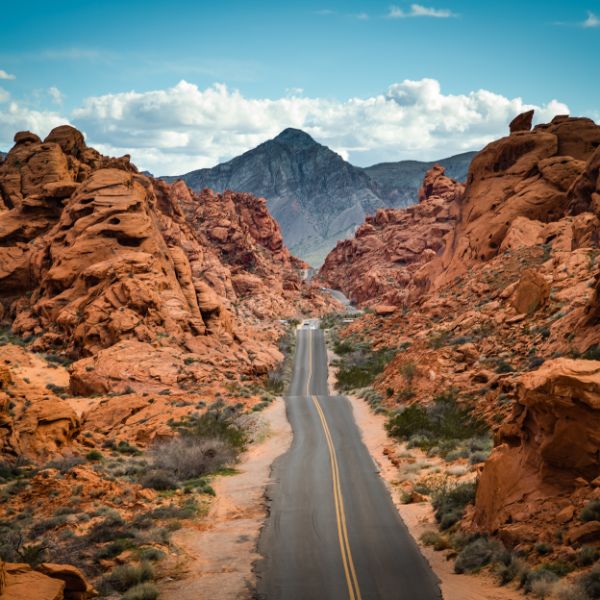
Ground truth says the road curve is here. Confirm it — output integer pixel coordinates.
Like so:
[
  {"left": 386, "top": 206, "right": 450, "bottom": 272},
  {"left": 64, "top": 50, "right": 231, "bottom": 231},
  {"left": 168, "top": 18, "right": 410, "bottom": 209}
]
[{"left": 255, "top": 325, "right": 441, "bottom": 600}]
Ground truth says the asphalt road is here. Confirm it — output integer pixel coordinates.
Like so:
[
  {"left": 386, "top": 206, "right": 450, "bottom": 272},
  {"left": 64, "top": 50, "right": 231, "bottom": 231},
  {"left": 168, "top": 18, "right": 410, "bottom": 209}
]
[{"left": 255, "top": 324, "right": 441, "bottom": 600}]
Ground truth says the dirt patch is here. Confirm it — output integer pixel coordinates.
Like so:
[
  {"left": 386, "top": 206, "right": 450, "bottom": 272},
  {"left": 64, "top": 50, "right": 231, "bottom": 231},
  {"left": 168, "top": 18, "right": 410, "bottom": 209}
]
[
  {"left": 159, "top": 398, "right": 292, "bottom": 600},
  {"left": 327, "top": 349, "right": 524, "bottom": 600}
]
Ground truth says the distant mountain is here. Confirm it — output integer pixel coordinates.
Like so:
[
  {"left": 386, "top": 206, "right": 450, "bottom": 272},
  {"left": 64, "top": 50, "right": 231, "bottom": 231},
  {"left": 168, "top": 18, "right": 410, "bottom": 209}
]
[
  {"left": 164, "top": 129, "right": 475, "bottom": 266},
  {"left": 364, "top": 151, "right": 476, "bottom": 206},
  {"left": 0, "top": 151, "right": 6, "bottom": 161}
]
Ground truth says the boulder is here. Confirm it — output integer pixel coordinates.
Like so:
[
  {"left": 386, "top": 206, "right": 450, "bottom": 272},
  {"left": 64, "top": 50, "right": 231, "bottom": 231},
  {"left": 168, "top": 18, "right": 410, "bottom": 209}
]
[
  {"left": 509, "top": 110, "right": 534, "bottom": 134},
  {"left": 473, "top": 359, "right": 600, "bottom": 536},
  {"left": 509, "top": 269, "right": 550, "bottom": 314}
]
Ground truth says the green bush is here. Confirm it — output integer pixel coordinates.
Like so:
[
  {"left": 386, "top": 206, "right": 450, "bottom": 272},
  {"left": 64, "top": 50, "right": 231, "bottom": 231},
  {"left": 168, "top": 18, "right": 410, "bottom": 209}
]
[
  {"left": 432, "top": 482, "right": 477, "bottom": 530},
  {"left": 123, "top": 583, "right": 159, "bottom": 600},
  {"left": 335, "top": 346, "right": 396, "bottom": 391},
  {"left": 580, "top": 500, "right": 600, "bottom": 522},
  {"left": 579, "top": 562, "right": 600, "bottom": 599},
  {"left": 454, "top": 537, "right": 499, "bottom": 573},
  {"left": 386, "top": 389, "right": 488, "bottom": 456},
  {"left": 520, "top": 567, "right": 559, "bottom": 595},
  {"left": 103, "top": 562, "right": 154, "bottom": 593}
]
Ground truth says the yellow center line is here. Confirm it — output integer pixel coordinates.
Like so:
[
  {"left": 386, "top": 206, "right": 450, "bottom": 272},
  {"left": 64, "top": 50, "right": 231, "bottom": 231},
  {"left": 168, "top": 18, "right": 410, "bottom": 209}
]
[{"left": 305, "top": 329, "right": 362, "bottom": 600}]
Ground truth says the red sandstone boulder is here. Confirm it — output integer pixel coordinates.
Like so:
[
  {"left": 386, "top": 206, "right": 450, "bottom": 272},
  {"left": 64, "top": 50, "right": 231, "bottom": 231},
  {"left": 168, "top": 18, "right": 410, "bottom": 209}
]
[
  {"left": 509, "top": 110, "right": 534, "bottom": 133},
  {"left": 473, "top": 358, "right": 600, "bottom": 538}
]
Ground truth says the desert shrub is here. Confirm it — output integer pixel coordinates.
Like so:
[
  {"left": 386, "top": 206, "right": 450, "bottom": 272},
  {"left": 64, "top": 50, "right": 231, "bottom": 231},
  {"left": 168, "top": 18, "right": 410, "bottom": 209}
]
[
  {"left": 103, "top": 562, "right": 154, "bottom": 593},
  {"left": 94, "top": 539, "right": 136, "bottom": 560},
  {"left": 386, "top": 389, "right": 488, "bottom": 456},
  {"left": 183, "top": 409, "right": 247, "bottom": 451},
  {"left": 454, "top": 537, "right": 499, "bottom": 573},
  {"left": 400, "top": 361, "right": 417, "bottom": 384},
  {"left": 580, "top": 500, "right": 600, "bottom": 522},
  {"left": 123, "top": 583, "right": 159, "bottom": 600},
  {"left": 335, "top": 346, "right": 396, "bottom": 391},
  {"left": 520, "top": 567, "right": 559, "bottom": 594},
  {"left": 583, "top": 345, "right": 600, "bottom": 361},
  {"left": 494, "top": 554, "right": 525, "bottom": 586},
  {"left": 579, "top": 563, "right": 600, "bottom": 599},
  {"left": 535, "top": 542, "right": 552, "bottom": 556},
  {"left": 139, "top": 470, "right": 178, "bottom": 491},
  {"left": 149, "top": 500, "right": 198, "bottom": 521},
  {"left": 432, "top": 481, "right": 477, "bottom": 530},
  {"left": 495, "top": 359, "right": 515, "bottom": 373},
  {"left": 28, "top": 515, "right": 67, "bottom": 538},
  {"left": 553, "top": 580, "right": 589, "bottom": 600},
  {"left": 87, "top": 513, "right": 135, "bottom": 544},
  {"left": 577, "top": 546, "right": 600, "bottom": 567},
  {"left": 428, "top": 330, "right": 452, "bottom": 349},
  {"left": 45, "top": 455, "right": 86, "bottom": 473},
  {"left": 86, "top": 450, "right": 103, "bottom": 461},
  {"left": 150, "top": 437, "right": 236, "bottom": 481},
  {"left": 0, "top": 459, "right": 26, "bottom": 481},
  {"left": 420, "top": 531, "right": 450, "bottom": 551},
  {"left": 333, "top": 339, "right": 354, "bottom": 355},
  {"left": 139, "top": 547, "right": 165, "bottom": 562}
]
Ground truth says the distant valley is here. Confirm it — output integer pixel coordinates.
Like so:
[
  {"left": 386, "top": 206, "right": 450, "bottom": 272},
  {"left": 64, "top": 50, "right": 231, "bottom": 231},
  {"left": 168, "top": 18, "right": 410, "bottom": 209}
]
[{"left": 163, "top": 129, "right": 476, "bottom": 266}]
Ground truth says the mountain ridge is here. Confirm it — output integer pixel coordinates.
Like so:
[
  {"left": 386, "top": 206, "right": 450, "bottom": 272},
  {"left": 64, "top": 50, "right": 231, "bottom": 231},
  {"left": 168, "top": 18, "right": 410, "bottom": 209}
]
[{"left": 162, "top": 129, "right": 475, "bottom": 265}]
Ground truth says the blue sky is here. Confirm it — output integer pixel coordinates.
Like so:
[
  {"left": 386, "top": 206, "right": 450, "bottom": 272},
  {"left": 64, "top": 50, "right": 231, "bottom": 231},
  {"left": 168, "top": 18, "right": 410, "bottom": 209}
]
[{"left": 1, "top": 0, "right": 599, "bottom": 173}]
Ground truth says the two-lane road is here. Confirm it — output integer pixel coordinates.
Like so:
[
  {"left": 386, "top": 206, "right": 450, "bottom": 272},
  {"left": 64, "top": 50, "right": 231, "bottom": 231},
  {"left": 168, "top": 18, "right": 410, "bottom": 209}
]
[{"left": 255, "top": 325, "right": 441, "bottom": 599}]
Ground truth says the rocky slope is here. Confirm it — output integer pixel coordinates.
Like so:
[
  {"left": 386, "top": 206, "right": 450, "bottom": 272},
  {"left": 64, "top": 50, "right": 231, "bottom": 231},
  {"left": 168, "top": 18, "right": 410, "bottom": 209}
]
[
  {"left": 165, "top": 128, "right": 475, "bottom": 266},
  {"left": 319, "top": 164, "right": 464, "bottom": 307},
  {"left": 327, "top": 113, "right": 600, "bottom": 578},
  {"left": 0, "top": 125, "right": 338, "bottom": 443}
]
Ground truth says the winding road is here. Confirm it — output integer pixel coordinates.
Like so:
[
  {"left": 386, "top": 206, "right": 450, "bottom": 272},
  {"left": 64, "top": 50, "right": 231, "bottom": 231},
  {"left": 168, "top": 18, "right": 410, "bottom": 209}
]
[{"left": 255, "top": 321, "right": 441, "bottom": 600}]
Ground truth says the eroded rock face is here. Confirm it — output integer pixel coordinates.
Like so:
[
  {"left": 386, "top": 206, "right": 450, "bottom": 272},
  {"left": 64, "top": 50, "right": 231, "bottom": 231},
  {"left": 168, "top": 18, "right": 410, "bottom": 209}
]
[
  {"left": 0, "top": 561, "right": 95, "bottom": 600},
  {"left": 318, "top": 164, "right": 464, "bottom": 306},
  {"left": 0, "top": 125, "right": 338, "bottom": 453},
  {"left": 473, "top": 359, "right": 600, "bottom": 544},
  {"left": 438, "top": 115, "right": 600, "bottom": 284},
  {"left": 0, "top": 345, "right": 79, "bottom": 459}
]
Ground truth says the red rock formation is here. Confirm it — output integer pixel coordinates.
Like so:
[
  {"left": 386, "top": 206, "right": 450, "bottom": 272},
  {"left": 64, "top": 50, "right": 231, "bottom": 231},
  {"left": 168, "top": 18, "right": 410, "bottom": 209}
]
[
  {"left": 438, "top": 115, "right": 600, "bottom": 285},
  {"left": 0, "top": 125, "right": 338, "bottom": 451},
  {"left": 472, "top": 359, "right": 600, "bottom": 545},
  {"left": 318, "top": 164, "right": 464, "bottom": 306},
  {"left": 509, "top": 109, "right": 534, "bottom": 133}
]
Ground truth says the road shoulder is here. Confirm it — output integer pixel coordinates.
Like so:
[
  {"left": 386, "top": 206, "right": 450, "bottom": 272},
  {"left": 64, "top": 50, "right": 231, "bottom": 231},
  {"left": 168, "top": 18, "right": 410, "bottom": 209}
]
[{"left": 159, "top": 398, "right": 292, "bottom": 600}]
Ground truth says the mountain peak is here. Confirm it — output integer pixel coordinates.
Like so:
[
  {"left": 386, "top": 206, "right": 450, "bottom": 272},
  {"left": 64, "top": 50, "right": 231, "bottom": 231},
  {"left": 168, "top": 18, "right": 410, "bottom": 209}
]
[{"left": 273, "top": 128, "right": 317, "bottom": 149}]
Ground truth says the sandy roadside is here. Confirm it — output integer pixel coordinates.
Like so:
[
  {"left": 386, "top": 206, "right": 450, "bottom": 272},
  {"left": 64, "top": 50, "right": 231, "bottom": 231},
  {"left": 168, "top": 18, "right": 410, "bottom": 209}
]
[
  {"left": 159, "top": 398, "right": 292, "bottom": 600},
  {"left": 326, "top": 347, "right": 524, "bottom": 600}
]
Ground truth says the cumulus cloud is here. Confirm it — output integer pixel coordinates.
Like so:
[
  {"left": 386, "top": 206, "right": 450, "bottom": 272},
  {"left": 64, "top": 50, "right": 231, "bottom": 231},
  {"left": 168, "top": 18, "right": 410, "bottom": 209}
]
[
  {"left": 0, "top": 101, "right": 69, "bottom": 150},
  {"left": 69, "top": 78, "right": 568, "bottom": 175},
  {"left": 583, "top": 11, "right": 600, "bottom": 27},
  {"left": 0, "top": 70, "right": 16, "bottom": 80},
  {"left": 388, "top": 4, "right": 457, "bottom": 18}
]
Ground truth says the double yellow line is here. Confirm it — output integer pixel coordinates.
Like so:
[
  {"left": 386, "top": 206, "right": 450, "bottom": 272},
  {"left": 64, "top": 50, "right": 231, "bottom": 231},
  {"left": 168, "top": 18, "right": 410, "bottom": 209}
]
[{"left": 305, "top": 329, "right": 362, "bottom": 600}]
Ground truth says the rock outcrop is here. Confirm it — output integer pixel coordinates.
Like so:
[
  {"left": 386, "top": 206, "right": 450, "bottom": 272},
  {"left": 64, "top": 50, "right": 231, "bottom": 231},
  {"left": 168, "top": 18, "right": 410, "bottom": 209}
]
[
  {"left": 0, "top": 125, "right": 336, "bottom": 448},
  {"left": 438, "top": 114, "right": 600, "bottom": 285},
  {"left": 318, "top": 164, "right": 464, "bottom": 306},
  {"left": 472, "top": 359, "right": 600, "bottom": 546},
  {"left": 0, "top": 561, "right": 95, "bottom": 600}
]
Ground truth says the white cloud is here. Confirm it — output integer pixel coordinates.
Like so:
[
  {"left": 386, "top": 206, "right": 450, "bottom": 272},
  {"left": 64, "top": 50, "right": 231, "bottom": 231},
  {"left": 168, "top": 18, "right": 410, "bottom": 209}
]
[
  {"left": 0, "top": 88, "right": 9, "bottom": 103},
  {"left": 388, "top": 4, "right": 457, "bottom": 18},
  {"left": 583, "top": 11, "right": 600, "bottom": 27},
  {"left": 0, "top": 70, "right": 16, "bottom": 80},
  {"left": 69, "top": 78, "right": 568, "bottom": 175},
  {"left": 48, "top": 86, "right": 64, "bottom": 105},
  {"left": 354, "top": 12, "right": 369, "bottom": 20},
  {"left": 285, "top": 87, "right": 304, "bottom": 97},
  {"left": 0, "top": 101, "right": 69, "bottom": 150}
]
